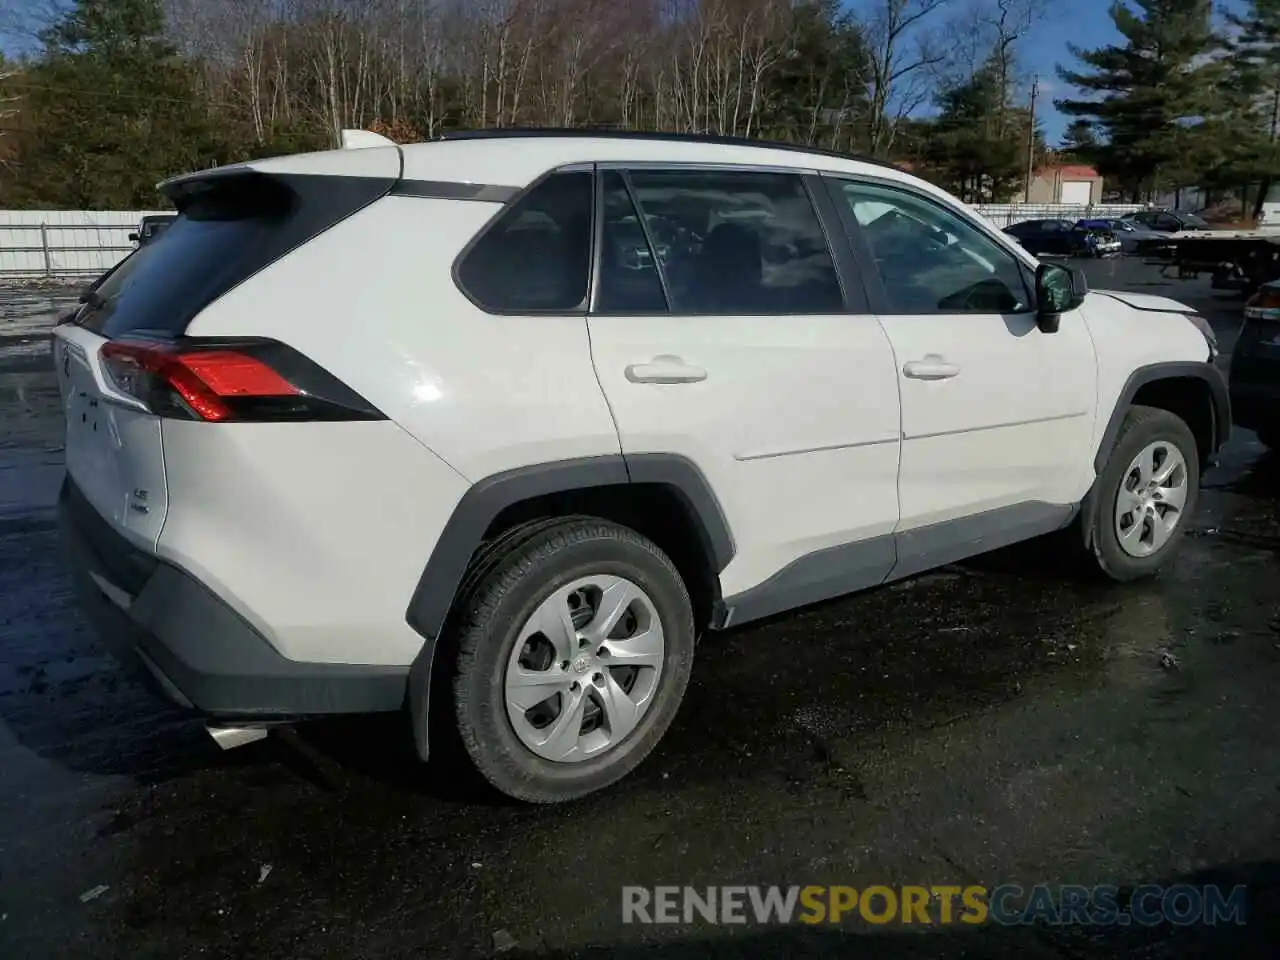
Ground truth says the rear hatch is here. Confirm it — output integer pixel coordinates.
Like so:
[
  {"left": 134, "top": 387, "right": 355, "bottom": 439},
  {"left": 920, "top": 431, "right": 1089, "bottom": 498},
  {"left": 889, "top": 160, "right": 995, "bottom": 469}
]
[
  {"left": 1236, "top": 283, "right": 1280, "bottom": 376},
  {"left": 52, "top": 157, "right": 399, "bottom": 558}
]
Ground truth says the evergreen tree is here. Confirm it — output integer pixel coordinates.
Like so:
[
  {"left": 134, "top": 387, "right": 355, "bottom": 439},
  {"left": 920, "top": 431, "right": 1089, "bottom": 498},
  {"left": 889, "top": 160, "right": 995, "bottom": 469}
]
[
  {"left": 1, "top": 0, "right": 227, "bottom": 208},
  {"left": 1060, "top": 119, "right": 1099, "bottom": 161},
  {"left": 761, "top": 0, "right": 871, "bottom": 153},
  {"left": 925, "top": 52, "right": 1041, "bottom": 201},
  {"left": 1055, "top": 0, "right": 1224, "bottom": 202},
  {"left": 1225, "top": 0, "right": 1280, "bottom": 218}
]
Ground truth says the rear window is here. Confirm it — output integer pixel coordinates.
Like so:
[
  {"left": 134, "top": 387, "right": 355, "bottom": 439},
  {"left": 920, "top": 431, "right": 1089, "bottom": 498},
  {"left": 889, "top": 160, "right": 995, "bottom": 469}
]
[
  {"left": 79, "top": 181, "right": 291, "bottom": 338},
  {"left": 74, "top": 169, "right": 393, "bottom": 339}
]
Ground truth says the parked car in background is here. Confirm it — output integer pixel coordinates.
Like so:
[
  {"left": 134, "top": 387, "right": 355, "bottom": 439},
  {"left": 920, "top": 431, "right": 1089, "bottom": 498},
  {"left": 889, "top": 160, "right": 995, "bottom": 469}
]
[
  {"left": 1087, "top": 218, "right": 1175, "bottom": 256},
  {"left": 1003, "top": 218, "right": 1117, "bottom": 258},
  {"left": 1073, "top": 219, "right": 1122, "bottom": 257},
  {"left": 128, "top": 214, "right": 177, "bottom": 247},
  {"left": 1230, "top": 280, "right": 1280, "bottom": 450},
  {"left": 1122, "top": 209, "right": 1213, "bottom": 233}
]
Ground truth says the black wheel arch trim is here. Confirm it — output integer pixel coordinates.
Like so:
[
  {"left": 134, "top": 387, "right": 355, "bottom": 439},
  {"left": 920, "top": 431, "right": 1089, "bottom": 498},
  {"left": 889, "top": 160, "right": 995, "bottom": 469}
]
[
  {"left": 1092, "top": 361, "right": 1230, "bottom": 474},
  {"left": 404, "top": 453, "right": 733, "bottom": 764},
  {"left": 405, "top": 453, "right": 734, "bottom": 646}
]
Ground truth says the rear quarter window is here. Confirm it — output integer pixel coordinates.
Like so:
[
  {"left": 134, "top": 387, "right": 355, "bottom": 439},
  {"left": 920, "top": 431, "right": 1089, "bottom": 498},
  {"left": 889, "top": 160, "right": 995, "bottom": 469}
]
[{"left": 455, "top": 171, "right": 594, "bottom": 313}]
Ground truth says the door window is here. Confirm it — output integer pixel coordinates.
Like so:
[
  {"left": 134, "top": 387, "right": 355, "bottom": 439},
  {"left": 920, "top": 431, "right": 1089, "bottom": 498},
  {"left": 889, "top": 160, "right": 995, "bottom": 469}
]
[
  {"left": 620, "top": 169, "right": 844, "bottom": 315},
  {"left": 596, "top": 171, "right": 669, "bottom": 313},
  {"left": 456, "top": 171, "right": 593, "bottom": 312},
  {"left": 829, "top": 179, "right": 1033, "bottom": 315}
]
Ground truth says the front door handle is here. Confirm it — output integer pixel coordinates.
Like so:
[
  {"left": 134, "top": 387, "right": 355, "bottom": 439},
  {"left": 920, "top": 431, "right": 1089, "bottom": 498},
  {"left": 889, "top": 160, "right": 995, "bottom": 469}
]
[
  {"left": 625, "top": 355, "right": 708, "bottom": 384},
  {"left": 903, "top": 356, "right": 960, "bottom": 381}
]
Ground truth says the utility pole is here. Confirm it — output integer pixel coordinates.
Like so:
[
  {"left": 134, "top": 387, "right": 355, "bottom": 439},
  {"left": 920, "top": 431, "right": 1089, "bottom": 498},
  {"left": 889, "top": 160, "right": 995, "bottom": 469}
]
[{"left": 1024, "top": 75, "right": 1038, "bottom": 204}]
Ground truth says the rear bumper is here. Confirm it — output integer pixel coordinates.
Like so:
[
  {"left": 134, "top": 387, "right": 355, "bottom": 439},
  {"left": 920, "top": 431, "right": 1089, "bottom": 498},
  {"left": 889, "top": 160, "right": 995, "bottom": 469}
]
[
  {"left": 58, "top": 476, "right": 408, "bottom": 719},
  {"left": 1229, "top": 377, "right": 1280, "bottom": 432}
]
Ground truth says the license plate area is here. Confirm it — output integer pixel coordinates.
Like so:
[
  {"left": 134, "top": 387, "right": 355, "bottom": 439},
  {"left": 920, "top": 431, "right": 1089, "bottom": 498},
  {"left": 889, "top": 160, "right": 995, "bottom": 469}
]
[
  {"left": 56, "top": 329, "right": 169, "bottom": 551},
  {"left": 1256, "top": 321, "right": 1280, "bottom": 351}
]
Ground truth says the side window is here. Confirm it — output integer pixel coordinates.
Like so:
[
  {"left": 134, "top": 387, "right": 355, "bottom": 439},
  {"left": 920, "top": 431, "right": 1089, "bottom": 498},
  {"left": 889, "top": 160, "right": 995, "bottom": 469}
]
[
  {"left": 456, "top": 171, "right": 593, "bottom": 312},
  {"left": 596, "top": 171, "right": 669, "bottom": 313},
  {"left": 621, "top": 169, "right": 844, "bottom": 315},
  {"left": 829, "top": 179, "right": 1032, "bottom": 315}
]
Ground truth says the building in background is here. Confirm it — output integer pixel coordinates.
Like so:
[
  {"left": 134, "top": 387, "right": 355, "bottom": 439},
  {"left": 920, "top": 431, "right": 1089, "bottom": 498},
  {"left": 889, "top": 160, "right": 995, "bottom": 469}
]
[{"left": 1025, "top": 164, "right": 1103, "bottom": 205}]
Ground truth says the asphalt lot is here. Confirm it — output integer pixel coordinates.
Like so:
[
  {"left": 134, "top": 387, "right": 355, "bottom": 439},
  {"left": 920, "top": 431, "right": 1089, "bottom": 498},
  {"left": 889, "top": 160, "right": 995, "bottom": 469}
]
[{"left": 1, "top": 261, "right": 1278, "bottom": 959}]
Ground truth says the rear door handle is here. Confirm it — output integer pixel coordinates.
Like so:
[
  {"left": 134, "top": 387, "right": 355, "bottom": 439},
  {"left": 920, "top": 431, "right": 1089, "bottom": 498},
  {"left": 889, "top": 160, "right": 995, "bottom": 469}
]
[
  {"left": 625, "top": 355, "right": 708, "bottom": 384},
  {"left": 902, "top": 356, "right": 960, "bottom": 381}
]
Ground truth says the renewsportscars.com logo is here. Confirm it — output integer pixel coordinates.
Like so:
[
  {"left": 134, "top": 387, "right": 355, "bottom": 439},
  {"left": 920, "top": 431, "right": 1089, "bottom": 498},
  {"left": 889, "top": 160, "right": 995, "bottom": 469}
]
[{"left": 621, "top": 884, "right": 1248, "bottom": 927}]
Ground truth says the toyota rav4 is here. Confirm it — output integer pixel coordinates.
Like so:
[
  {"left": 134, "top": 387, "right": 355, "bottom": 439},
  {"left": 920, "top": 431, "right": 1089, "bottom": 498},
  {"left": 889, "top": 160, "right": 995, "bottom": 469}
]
[{"left": 55, "top": 130, "right": 1228, "bottom": 803}]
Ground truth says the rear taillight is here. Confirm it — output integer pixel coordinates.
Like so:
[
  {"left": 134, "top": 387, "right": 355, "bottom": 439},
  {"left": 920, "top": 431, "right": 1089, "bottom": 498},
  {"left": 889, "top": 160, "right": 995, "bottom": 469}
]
[
  {"left": 100, "top": 338, "right": 384, "bottom": 423},
  {"left": 1244, "top": 286, "right": 1280, "bottom": 321}
]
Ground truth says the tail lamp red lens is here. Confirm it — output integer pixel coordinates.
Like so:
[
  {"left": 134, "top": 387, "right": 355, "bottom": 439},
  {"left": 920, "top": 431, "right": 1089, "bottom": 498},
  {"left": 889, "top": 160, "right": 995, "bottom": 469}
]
[
  {"left": 1244, "top": 286, "right": 1280, "bottom": 319},
  {"left": 101, "top": 340, "right": 301, "bottom": 422}
]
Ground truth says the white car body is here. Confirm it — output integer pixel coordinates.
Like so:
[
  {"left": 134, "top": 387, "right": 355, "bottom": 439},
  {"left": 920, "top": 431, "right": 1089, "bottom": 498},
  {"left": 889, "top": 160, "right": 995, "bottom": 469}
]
[{"left": 53, "top": 131, "right": 1228, "bottom": 795}]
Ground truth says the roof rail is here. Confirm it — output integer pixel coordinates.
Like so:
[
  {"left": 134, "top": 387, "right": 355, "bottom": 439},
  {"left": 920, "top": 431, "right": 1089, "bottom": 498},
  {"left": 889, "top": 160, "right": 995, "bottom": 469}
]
[{"left": 428, "top": 127, "right": 902, "bottom": 171}]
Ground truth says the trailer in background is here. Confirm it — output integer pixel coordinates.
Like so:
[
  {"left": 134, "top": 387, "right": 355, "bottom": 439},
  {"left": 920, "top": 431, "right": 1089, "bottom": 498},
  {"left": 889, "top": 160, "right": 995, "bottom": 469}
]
[{"left": 1165, "top": 230, "right": 1280, "bottom": 296}]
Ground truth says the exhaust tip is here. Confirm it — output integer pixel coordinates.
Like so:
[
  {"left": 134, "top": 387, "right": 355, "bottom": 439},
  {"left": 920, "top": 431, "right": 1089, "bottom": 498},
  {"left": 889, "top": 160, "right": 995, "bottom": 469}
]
[{"left": 206, "top": 723, "right": 270, "bottom": 751}]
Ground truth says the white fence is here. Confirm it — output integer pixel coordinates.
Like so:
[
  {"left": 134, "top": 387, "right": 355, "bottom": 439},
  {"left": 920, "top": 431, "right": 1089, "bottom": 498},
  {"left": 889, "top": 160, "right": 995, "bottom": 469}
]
[
  {"left": 0, "top": 201, "right": 1145, "bottom": 280},
  {"left": 971, "top": 202, "right": 1144, "bottom": 227},
  {"left": 0, "top": 210, "right": 168, "bottom": 278}
]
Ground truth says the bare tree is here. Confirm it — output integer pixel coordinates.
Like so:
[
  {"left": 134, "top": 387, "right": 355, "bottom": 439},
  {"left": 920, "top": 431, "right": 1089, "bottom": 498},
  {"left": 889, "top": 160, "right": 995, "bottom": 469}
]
[
  {"left": 855, "top": 0, "right": 957, "bottom": 156},
  {"left": 976, "top": 0, "right": 1046, "bottom": 99},
  {"left": 0, "top": 67, "right": 19, "bottom": 152}
]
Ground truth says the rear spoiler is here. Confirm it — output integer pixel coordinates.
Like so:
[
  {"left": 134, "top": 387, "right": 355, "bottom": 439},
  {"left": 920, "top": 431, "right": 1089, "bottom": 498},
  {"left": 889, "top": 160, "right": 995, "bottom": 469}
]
[
  {"left": 157, "top": 136, "right": 403, "bottom": 213},
  {"left": 341, "top": 129, "right": 396, "bottom": 149},
  {"left": 158, "top": 166, "right": 286, "bottom": 214}
]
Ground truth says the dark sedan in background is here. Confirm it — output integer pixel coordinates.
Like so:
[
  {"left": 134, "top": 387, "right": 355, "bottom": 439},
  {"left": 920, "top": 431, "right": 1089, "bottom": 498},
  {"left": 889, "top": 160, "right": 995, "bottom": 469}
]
[
  {"left": 1003, "top": 218, "right": 1120, "bottom": 258},
  {"left": 1084, "top": 217, "right": 1175, "bottom": 256},
  {"left": 1123, "top": 208, "right": 1214, "bottom": 233},
  {"left": 128, "top": 214, "right": 177, "bottom": 247}
]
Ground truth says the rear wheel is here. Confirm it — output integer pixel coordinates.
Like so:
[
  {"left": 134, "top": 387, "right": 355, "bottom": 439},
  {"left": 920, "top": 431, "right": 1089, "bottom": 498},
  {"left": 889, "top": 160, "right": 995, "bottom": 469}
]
[
  {"left": 448, "top": 517, "right": 694, "bottom": 803},
  {"left": 1088, "top": 405, "right": 1199, "bottom": 581}
]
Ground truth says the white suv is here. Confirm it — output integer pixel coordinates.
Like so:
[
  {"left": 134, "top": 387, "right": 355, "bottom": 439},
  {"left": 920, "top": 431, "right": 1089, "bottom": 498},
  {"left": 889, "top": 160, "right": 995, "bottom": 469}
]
[{"left": 54, "top": 130, "right": 1228, "bottom": 802}]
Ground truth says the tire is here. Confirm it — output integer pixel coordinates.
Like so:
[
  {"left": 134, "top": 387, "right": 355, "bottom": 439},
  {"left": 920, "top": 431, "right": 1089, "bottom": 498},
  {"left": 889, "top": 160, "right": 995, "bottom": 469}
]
[
  {"left": 1088, "top": 405, "right": 1200, "bottom": 581},
  {"left": 446, "top": 516, "right": 695, "bottom": 803}
]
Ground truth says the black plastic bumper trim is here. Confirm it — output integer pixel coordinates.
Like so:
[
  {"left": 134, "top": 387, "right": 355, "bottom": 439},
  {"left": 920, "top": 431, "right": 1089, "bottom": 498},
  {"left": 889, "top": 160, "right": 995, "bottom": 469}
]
[{"left": 59, "top": 476, "right": 408, "bottom": 718}]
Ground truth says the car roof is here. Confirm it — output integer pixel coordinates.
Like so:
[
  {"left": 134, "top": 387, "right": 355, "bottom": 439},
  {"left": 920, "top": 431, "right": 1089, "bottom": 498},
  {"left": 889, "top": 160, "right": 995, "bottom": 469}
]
[
  {"left": 190, "top": 129, "right": 969, "bottom": 210},
  {"left": 397, "top": 130, "right": 917, "bottom": 186}
]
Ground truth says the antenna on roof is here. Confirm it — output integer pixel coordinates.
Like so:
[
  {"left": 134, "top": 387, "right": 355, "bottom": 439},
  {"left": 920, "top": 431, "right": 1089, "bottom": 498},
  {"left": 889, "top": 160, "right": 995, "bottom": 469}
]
[{"left": 341, "top": 129, "right": 397, "bottom": 150}]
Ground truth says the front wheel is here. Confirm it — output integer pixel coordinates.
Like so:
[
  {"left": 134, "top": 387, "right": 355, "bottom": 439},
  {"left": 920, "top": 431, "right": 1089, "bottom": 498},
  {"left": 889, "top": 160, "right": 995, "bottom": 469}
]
[
  {"left": 447, "top": 517, "right": 695, "bottom": 803},
  {"left": 1088, "top": 405, "right": 1200, "bottom": 581}
]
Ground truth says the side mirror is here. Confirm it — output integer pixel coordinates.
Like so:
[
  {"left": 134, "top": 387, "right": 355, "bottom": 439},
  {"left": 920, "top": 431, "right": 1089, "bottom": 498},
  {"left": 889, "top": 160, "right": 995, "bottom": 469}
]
[
  {"left": 1035, "top": 262, "right": 1087, "bottom": 333},
  {"left": 128, "top": 232, "right": 139, "bottom": 242}
]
